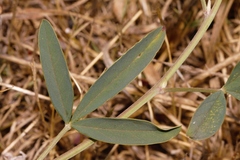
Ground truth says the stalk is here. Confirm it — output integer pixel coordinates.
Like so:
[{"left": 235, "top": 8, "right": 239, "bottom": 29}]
[
  {"left": 54, "top": 0, "right": 222, "bottom": 159},
  {"left": 37, "top": 124, "right": 71, "bottom": 160}
]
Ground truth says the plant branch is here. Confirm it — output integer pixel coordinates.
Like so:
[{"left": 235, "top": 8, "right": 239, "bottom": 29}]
[
  {"left": 164, "top": 87, "right": 219, "bottom": 93},
  {"left": 54, "top": 0, "right": 222, "bottom": 159},
  {"left": 37, "top": 124, "right": 71, "bottom": 160},
  {"left": 55, "top": 140, "right": 95, "bottom": 160},
  {"left": 201, "top": 0, "right": 207, "bottom": 11},
  {"left": 119, "top": 0, "right": 222, "bottom": 118}
]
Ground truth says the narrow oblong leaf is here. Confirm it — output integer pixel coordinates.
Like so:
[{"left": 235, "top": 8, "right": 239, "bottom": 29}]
[
  {"left": 39, "top": 19, "right": 74, "bottom": 123},
  {"left": 187, "top": 90, "right": 226, "bottom": 140},
  {"left": 72, "top": 118, "right": 181, "bottom": 145},
  {"left": 223, "top": 62, "right": 240, "bottom": 100},
  {"left": 72, "top": 27, "right": 165, "bottom": 121}
]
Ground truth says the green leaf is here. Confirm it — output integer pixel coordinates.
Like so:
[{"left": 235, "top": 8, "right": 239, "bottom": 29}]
[
  {"left": 38, "top": 19, "right": 74, "bottom": 123},
  {"left": 71, "top": 27, "right": 165, "bottom": 121},
  {"left": 72, "top": 118, "right": 181, "bottom": 145},
  {"left": 186, "top": 90, "right": 226, "bottom": 140},
  {"left": 223, "top": 62, "right": 240, "bottom": 100}
]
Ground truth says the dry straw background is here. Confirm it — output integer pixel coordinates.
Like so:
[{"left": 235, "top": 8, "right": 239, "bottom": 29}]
[{"left": 0, "top": 0, "right": 240, "bottom": 159}]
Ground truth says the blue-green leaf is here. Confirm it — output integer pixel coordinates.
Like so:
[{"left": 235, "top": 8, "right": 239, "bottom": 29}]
[
  {"left": 72, "top": 118, "right": 180, "bottom": 145},
  {"left": 186, "top": 90, "right": 226, "bottom": 140},
  {"left": 223, "top": 62, "right": 240, "bottom": 100},
  {"left": 71, "top": 27, "right": 165, "bottom": 121},
  {"left": 39, "top": 19, "right": 74, "bottom": 123}
]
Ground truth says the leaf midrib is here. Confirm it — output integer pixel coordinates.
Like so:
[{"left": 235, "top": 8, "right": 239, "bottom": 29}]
[{"left": 73, "top": 29, "right": 162, "bottom": 120}]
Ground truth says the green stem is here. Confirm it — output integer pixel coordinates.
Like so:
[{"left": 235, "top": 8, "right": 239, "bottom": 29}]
[
  {"left": 55, "top": 140, "right": 94, "bottom": 160},
  {"left": 119, "top": 86, "right": 158, "bottom": 118},
  {"left": 158, "top": 2, "right": 221, "bottom": 88},
  {"left": 120, "top": 0, "right": 222, "bottom": 118},
  {"left": 164, "top": 87, "right": 219, "bottom": 93},
  {"left": 201, "top": 0, "right": 207, "bottom": 12},
  {"left": 37, "top": 123, "right": 71, "bottom": 160},
  {"left": 54, "top": 0, "right": 222, "bottom": 159}
]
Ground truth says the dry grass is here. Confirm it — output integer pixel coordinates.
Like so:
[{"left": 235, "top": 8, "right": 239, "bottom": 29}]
[{"left": 1, "top": 0, "right": 240, "bottom": 159}]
